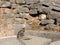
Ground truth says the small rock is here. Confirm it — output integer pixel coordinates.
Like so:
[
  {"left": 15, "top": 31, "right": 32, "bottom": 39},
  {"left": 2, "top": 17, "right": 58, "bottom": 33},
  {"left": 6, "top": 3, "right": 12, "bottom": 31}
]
[
  {"left": 28, "top": 3, "right": 42, "bottom": 9},
  {"left": 57, "top": 18, "right": 60, "bottom": 23},
  {"left": 1, "top": 1, "right": 11, "bottom": 8},
  {"left": 10, "top": 0, "right": 16, "bottom": 3},
  {"left": 21, "top": 5, "right": 29, "bottom": 8},
  {"left": 29, "top": 9, "right": 38, "bottom": 15},
  {"left": 19, "top": 13, "right": 29, "bottom": 19},
  {"left": 14, "top": 18, "right": 24, "bottom": 23},
  {"left": 33, "top": 0, "right": 40, "bottom": 3},
  {"left": 25, "top": 0, "right": 34, "bottom": 4},
  {"left": 3, "top": 13, "right": 15, "bottom": 19},
  {"left": 28, "top": 4, "right": 36, "bottom": 9},
  {"left": 40, "top": 20, "right": 49, "bottom": 26},
  {"left": 51, "top": 6, "right": 60, "bottom": 12},
  {"left": 56, "top": 18, "right": 60, "bottom": 25},
  {"left": 38, "top": 7, "right": 50, "bottom": 14},
  {"left": 48, "top": 19, "right": 55, "bottom": 24},
  {"left": 42, "top": 2, "right": 50, "bottom": 7},
  {"left": 16, "top": 0, "right": 25, "bottom": 4},
  {"left": 11, "top": 3, "right": 17, "bottom": 9},
  {"left": 15, "top": 14, "right": 21, "bottom": 18},
  {"left": 16, "top": 6, "right": 29, "bottom": 13},
  {"left": 38, "top": 14, "right": 47, "bottom": 20},
  {"left": 42, "top": 8, "right": 50, "bottom": 14}
]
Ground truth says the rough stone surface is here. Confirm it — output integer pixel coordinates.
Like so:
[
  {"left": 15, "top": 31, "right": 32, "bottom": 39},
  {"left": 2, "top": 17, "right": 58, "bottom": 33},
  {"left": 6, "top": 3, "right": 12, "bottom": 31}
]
[
  {"left": 25, "top": 30, "right": 60, "bottom": 41},
  {"left": 40, "top": 19, "right": 54, "bottom": 26},
  {"left": 47, "top": 11, "right": 60, "bottom": 19},
  {"left": 19, "top": 13, "right": 29, "bottom": 19},
  {"left": 11, "top": 3, "right": 17, "bottom": 9},
  {"left": 0, "top": 36, "right": 52, "bottom": 45},
  {"left": 15, "top": 0, "right": 25, "bottom": 4},
  {"left": 41, "top": 2, "right": 50, "bottom": 7},
  {"left": 51, "top": 6, "right": 60, "bottom": 11},
  {"left": 29, "top": 9, "right": 38, "bottom": 15},
  {"left": 16, "top": 7, "right": 29, "bottom": 13},
  {"left": 1, "top": 1, "right": 11, "bottom": 8},
  {"left": 38, "top": 14, "right": 47, "bottom": 20},
  {"left": 10, "top": 0, "right": 16, "bottom": 3},
  {"left": 40, "top": 20, "right": 49, "bottom": 26},
  {"left": 45, "top": 24, "right": 59, "bottom": 30},
  {"left": 25, "top": 0, "right": 34, "bottom": 4},
  {"left": 3, "top": 13, "right": 15, "bottom": 19},
  {"left": 49, "top": 41, "right": 60, "bottom": 45},
  {"left": 28, "top": 3, "right": 42, "bottom": 9},
  {"left": 57, "top": 18, "right": 60, "bottom": 23}
]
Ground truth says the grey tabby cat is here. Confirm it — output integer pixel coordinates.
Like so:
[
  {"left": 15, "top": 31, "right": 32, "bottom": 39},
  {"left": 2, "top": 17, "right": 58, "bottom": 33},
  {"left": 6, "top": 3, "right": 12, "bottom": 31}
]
[{"left": 17, "top": 28, "right": 25, "bottom": 45}]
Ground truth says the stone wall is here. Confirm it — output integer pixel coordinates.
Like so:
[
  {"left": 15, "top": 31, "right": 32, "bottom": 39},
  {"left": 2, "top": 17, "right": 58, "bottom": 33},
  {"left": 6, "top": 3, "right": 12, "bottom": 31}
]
[{"left": 0, "top": 0, "right": 60, "bottom": 37}]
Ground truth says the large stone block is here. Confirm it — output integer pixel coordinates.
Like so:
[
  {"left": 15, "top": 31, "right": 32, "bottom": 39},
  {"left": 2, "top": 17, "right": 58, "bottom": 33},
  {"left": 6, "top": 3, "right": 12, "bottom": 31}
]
[
  {"left": 41, "top": 2, "right": 50, "bottom": 7},
  {"left": 47, "top": 11, "right": 60, "bottom": 19},
  {"left": 16, "top": 6, "right": 29, "bottom": 13},
  {"left": 40, "top": 19, "right": 55, "bottom": 26},
  {"left": 25, "top": 30, "right": 60, "bottom": 41},
  {"left": 49, "top": 41, "right": 60, "bottom": 45},
  {"left": 29, "top": 3, "right": 42, "bottom": 9},
  {"left": 38, "top": 6, "right": 50, "bottom": 14},
  {"left": 0, "top": 36, "right": 52, "bottom": 45},
  {"left": 45, "top": 24, "right": 59, "bottom": 30}
]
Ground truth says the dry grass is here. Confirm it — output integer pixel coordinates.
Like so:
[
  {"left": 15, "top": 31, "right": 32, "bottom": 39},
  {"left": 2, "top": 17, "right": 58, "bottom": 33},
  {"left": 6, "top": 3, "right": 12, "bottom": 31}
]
[{"left": 27, "top": 21, "right": 60, "bottom": 32}]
